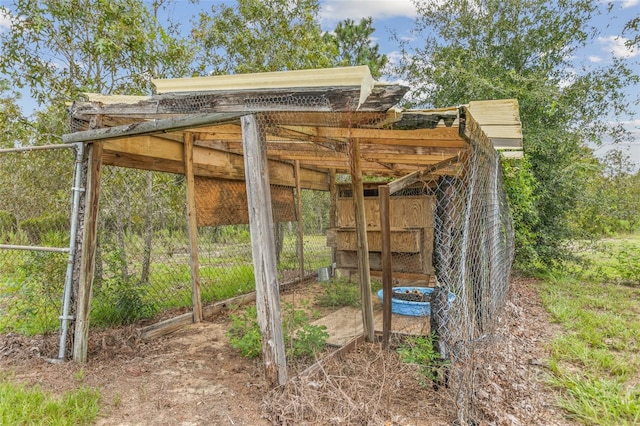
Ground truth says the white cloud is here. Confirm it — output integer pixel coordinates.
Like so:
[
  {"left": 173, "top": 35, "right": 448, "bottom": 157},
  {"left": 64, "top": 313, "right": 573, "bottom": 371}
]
[
  {"left": 588, "top": 55, "right": 603, "bottom": 63},
  {"left": 599, "top": 35, "right": 640, "bottom": 58},
  {"left": 621, "top": 0, "right": 639, "bottom": 8},
  {"left": 320, "top": 0, "right": 417, "bottom": 22},
  {"left": 0, "top": 8, "right": 13, "bottom": 32}
]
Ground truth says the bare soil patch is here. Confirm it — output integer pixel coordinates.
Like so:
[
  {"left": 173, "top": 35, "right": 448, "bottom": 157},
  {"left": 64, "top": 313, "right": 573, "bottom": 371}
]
[{"left": 0, "top": 278, "right": 574, "bottom": 425}]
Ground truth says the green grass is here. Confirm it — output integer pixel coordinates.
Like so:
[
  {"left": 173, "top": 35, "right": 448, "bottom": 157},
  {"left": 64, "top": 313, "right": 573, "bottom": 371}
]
[
  {"left": 0, "top": 376, "right": 100, "bottom": 425},
  {"left": 1, "top": 230, "right": 332, "bottom": 330},
  {"left": 538, "top": 234, "right": 640, "bottom": 425}
]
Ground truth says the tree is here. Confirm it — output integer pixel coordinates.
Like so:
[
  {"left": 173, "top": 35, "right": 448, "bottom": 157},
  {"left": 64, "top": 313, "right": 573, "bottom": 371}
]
[
  {"left": 323, "top": 17, "right": 388, "bottom": 78},
  {"left": 192, "top": 0, "right": 334, "bottom": 75},
  {"left": 623, "top": 16, "right": 639, "bottom": 49},
  {"left": 0, "top": 0, "right": 194, "bottom": 106},
  {"left": 398, "top": 0, "right": 639, "bottom": 269}
]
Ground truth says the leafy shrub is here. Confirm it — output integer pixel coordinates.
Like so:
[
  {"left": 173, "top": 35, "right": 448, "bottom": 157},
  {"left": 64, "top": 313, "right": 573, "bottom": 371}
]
[
  {"left": 397, "top": 335, "right": 449, "bottom": 388},
  {"left": 613, "top": 243, "right": 640, "bottom": 286},
  {"left": 92, "top": 277, "right": 158, "bottom": 326},
  {"left": 227, "top": 303, "right": 328, "bottom": 359},
  {"left": 0, "top": 210, "right": 17, "bottom": 236},
  {"left": 91, "top": 246, "right": 158, "bottom": 326},
  {"left": 19, "top": 214, "right": 69, "bottom": 245},
  {"left": 227, "top": 306, "right": 262, "bottom": 358}
]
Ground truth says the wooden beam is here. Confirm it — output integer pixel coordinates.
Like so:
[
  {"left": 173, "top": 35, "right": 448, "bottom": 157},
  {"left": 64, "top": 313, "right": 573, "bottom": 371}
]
[
  {"left": 72, "top": 143, "right": 103, "bottom": 362},
  {"left": 329, "top": 169, "right": 338, "bottom": 266},
  {"left": 349, "top": 135, "right": 375, "bottom": 343},
  {"left": 63, "top": 112, "right": 245, "bottom": 143},
  {"left": 379, "top": 184, "right": 392, "bottom": 349},
  {"left": 241, "top": 114, "right": 288, "bottom": 387},
  {"left": 388, "top": 154, "right": 461, "bottom": 195},
  {"left": 139, "top": 292, "right": 257, "bottom": 340},
  {"left": 294, "top": 161, "right": 305, "bottom": 280},
  {"left": 184, "top": 133, "right": 203, "bottom": 322},
  {"left": 283, "top": 125, "right": 464, "bottom": 142},
  {"left": 101, "top": 136, "right": 330, "bottom": 190}
]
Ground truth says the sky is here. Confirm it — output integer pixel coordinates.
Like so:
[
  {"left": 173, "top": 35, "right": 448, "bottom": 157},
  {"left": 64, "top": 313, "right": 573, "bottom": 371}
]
[{"left": 1, "top": 0, "right": 639, "bottom": 167}]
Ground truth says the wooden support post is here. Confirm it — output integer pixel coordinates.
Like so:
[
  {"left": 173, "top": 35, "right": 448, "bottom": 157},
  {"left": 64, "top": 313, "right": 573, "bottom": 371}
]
[
  {"left": 348, "top": 138, "right": 375, "bottom": 342},
  {"left": 73, "top": 143, "right": 103, "bottom": 362},
  {"left": 379, "top": 184, "right": 392, "bottom": 348},
  {"left": 294, "top": 160, "right": 305, "bottom": 280},
  {"left": 329, "top": 169, "right": 338, "bottom": 266},
  {"left": 241, "top": 114, "right": 287, "bottom": 387},
  {"left": 184, "top": 132, "right": 203, "bottom": 322}
]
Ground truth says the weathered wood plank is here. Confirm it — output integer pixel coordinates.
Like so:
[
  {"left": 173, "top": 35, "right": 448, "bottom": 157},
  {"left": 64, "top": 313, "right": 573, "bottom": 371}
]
[
  {"left": 139, "top": 292, "right": 258, "bottom": 340},
  {"left": 336, "top": 250, "right": 427, "bottom": 273},
  {"left": 348, "top": 137, "right": 375, "bottom": 342},
  {"left": 70, "top": 84, "right": 408, "bottom": 121},
  {"left": 73, "top": 143, "right": 103, "bottom": 362},
  {"left": 241, "top": 114, "right": 288, "bottom": 387},
  {"left": 337, "top": 197, "right": 434, "bottom": 229},
  {"left": 294, "top": 161, "right": 305, "bottom": 280},
  {"left": 101, "top": 137, "right": 329, "bottom": 190},
  {"left": 63, "top": 112, "right": 245, "bottom": 143},
  {"left": 336, "top": 229, "right": 422, "bottom": 253},
  {"left": 184, "top": 133, "right": 203, "bottom": 323},
  {"left": 329, "top": 169, "right": 338, "bottom": 265},
  {"left": 379, "top": 185, "right": 392, "bottom": 348}
]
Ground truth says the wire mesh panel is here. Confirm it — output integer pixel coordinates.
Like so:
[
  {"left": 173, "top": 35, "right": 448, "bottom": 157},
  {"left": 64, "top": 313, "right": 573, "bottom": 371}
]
[
  {"left": 0, "top": 147, "right": 75, "bottom": 335},
  {"left": 431, "top": 140, "right": 514, "bottom": 421},
  {"left": 91, "top": 167, "right": 189, "bottom": 326}
]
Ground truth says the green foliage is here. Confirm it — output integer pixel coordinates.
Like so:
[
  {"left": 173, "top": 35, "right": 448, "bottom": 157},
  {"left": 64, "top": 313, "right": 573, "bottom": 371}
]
[
  {"left": 192, "top": 0, "right": 334, "bottom": 75},
  {"left": 500, "top": 157, "right": 540, "bottom": 271},
  {"left": 227, "top": 302, "right": 328, "bottom": 359},
  {"left": 397, "top": 335, "right": 448, "bottom": 388},
  {"left": 18, "top": 213, "right": 69, "bottom": 245},
  {"left": 398, "top": 0, "right": 639, "bottom": 270},
  {"left": 573, "top": 151, "right": 640, "bottom": 236},
  {"left": 92, "top": 276, "right": 158, "bottom": 326},
  {"left": 0, "top": 0, "right": 195, "bottom": 105},
  {"left": 315, "top": 277, "right": 382, "bottom": 308},
  {"left": 227, "top": 306, "right": 263, "bottom": 358},
  {"left": 323, "top": 17, "right": 388, "bottom": 78},
  {"left": 91, "top": 246, "right": 158, "bottom": 326},
  {"left": 612, "top": 243, "right": 640, "bottom": 286},
  {"left": 0, "top": 210, "right": 17, "bottom": 236},
  {"left": 0, "top": 232, "right": 68, "bottom": 335},
  {"left": 0, "top": 378, "right": 100, "bottom": 425}
]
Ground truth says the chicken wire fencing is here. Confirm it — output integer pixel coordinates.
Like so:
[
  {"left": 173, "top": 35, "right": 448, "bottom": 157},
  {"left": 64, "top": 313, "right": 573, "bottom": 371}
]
[
  {"left": 0, "top": 145, "right": 76, "bottom": 336},
  {"left": 430, "top": 139, "right": 515, "bottom": 422}
]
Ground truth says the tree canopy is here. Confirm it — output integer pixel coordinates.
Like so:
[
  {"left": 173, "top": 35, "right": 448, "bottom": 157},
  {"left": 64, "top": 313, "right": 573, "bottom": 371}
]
[{"left": 397, "top": 0, "right": 639, "bottom": 268}]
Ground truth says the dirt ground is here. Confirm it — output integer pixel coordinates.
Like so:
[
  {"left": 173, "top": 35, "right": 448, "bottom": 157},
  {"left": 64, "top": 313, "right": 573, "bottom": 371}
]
[{"left": 0, "top": 278, "right": 575, "bottom": 425}]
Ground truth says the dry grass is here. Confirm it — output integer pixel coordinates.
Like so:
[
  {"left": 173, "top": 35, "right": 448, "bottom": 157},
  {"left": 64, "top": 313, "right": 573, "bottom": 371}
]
[{"left": 263, "top": 342, "right": 454, "bottom": 425}]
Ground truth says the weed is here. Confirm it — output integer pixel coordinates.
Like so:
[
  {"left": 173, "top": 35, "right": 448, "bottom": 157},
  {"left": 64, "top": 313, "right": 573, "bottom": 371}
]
[
  {"left": 113, "top": 392, "right": 122, "bottom": 407},
  {"left": 397, "top": 335, "right": 449, "bottom": 388},
  {"left": 315, "top": 277, "right": 383, "bottom": 308},
  {"left": 74, "top": 368, "right": 85, "bottom": 383},
  {"left": 227, "top": 303, "right": 328, "bottom": 359}
]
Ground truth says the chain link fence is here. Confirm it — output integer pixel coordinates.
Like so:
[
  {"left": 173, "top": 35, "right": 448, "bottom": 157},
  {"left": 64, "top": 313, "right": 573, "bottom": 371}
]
[{"left": 0, "top": 146, "right": 75, "bottom": 336}]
